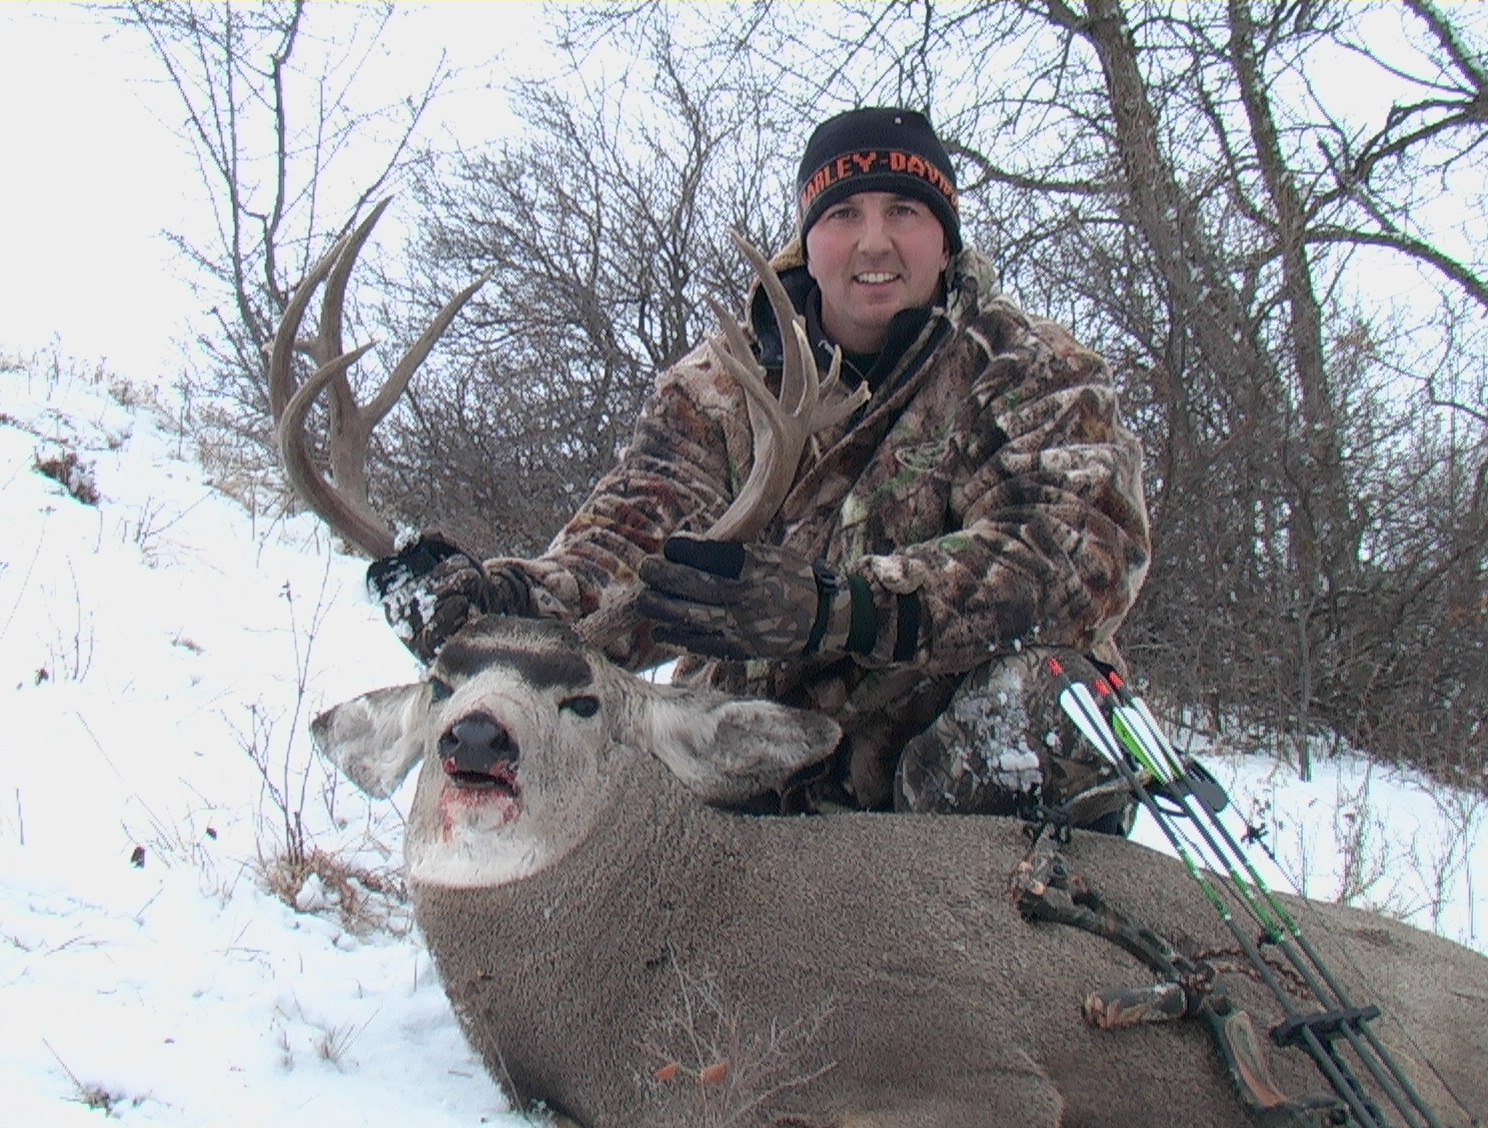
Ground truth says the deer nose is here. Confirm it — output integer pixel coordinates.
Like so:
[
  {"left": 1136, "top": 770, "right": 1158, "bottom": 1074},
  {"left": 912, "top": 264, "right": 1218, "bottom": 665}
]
[{"left": 438, "top": 712, "right": 518, "bottom": 776}]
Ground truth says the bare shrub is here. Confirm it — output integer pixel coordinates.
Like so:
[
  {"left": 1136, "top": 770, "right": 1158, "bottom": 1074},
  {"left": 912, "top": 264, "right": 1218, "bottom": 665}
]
[
  {"left": 33, "top": 447, "right": 100, "bottom": 506},
  {"left": 235, "top": 567, "right": 409, "bottom": 934},
  {"left": 1330, "top": 766, "right": 1396, "bottom": 911},
  {"left": 1417, "top": 785, "right": 1485, "bottom": 940},
  {"left": 41, "top": 563, "right": 96, "bottom": 683}
]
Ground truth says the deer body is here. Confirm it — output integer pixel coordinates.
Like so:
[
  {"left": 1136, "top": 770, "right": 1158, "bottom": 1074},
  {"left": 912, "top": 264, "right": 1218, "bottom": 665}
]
[{"left": 315, "top": 617, "right": 1488, "bottom": 1128}]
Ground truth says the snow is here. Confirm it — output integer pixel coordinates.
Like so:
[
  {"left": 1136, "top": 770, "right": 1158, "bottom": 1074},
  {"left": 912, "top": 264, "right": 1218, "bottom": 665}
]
[
  {"left": 1, "top": 351, "right": 1482, "bottom": 1125},
  {"left": 1139, "top": 745, "right": 1486, "bottom": 948},
  {"left": 1, "top": 355, "right": 519, "bottom": 1127}
]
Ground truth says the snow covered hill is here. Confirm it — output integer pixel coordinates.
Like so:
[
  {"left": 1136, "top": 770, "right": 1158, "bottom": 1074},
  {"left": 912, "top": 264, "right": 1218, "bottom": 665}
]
[{"left": 1, "top": 353, "right": 520, "bottom": 1127}]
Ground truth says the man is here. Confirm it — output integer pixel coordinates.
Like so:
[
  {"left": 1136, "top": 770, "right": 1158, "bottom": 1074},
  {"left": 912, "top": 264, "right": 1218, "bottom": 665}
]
[{"left": 373, "top": 107, "right": 1151, "bottom": 831}]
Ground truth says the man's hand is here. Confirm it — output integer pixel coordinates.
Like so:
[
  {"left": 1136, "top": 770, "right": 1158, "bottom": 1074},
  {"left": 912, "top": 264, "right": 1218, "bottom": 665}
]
[
  {"left": 637, "top": 534, "right": 876, "bottom": 662},
  {"left": 367, "top": 533, "right": 531, "bottom": 663}
]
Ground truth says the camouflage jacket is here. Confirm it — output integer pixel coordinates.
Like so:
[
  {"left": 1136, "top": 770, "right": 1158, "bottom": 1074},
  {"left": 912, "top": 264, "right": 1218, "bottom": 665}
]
[{"left": 493, "top": 242, "right": 1150, "bottom": 794}]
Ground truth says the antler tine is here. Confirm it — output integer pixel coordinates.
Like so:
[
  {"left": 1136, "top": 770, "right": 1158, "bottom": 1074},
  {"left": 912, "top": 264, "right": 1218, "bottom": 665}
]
[
  {"left": 269, "top": 243, "right": 346, "bottom": 424},
  {"left": 728, "top": 231, "right": 810, "bottom": 418},
  {"left": 268, "top": 197, "right": 395, "bottom": 419},
  {"left": 728, "top": 229, "right": 868, "bottom": 431},
  {"left": 703, "top": 231, "right": 868, "bottom": 542},
  {"left": 789, "top": 319, "right": 862, "bottom": 431},
  {"left": 276, "top": 342, "right": 391, "bottom": 556},
  {"left": 705, "top": 297, "right": 789, "bottom": 434},
  {"left": 267, "top": 196, "right": 489, "bottom": 558},
  {"left": 365, "top": 265, "right": 495, "bottom": 426}
]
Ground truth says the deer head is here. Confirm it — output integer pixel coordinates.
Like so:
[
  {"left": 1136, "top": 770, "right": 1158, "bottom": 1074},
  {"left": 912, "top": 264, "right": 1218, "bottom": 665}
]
[{"left": 312, "top": 615, "right": 841, "bottom": 887}]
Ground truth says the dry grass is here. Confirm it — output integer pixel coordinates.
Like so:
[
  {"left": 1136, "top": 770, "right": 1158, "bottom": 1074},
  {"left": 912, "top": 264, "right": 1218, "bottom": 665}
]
[
  {"left": 44, "top": 1038, "right": 141, "bottom": 1118},
  {"left": 33, "top": 447, "right": 100, "bottom": 505},
  {"left": 258, "top": 844, "right": 410, "bottom": 937}
]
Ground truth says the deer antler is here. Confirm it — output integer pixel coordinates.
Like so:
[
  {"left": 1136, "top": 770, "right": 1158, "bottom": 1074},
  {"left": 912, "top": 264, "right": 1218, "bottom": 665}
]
[
  {"left": 703, "top": 231, "right": 870, "bottom": 540},
  {"left": 272, "top": 212, "right": 862, "bottom": 655},
  {"left": 575, "top": 231, "right": 869, "bottom": 651},
  {"left": 268, "top": 196, "right": 491, "bottom": 558}
]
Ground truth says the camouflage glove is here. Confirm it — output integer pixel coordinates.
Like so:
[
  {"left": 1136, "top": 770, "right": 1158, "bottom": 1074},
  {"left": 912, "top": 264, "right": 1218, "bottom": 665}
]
[
  {"left": 366, "top": 533, "right": 531, "bottom": 663},
  {"left": 637, "top": 534, "right": 877, "bottom": 662}
]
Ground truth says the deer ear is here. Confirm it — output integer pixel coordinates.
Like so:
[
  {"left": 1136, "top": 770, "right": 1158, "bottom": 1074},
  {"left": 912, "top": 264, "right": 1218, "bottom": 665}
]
[
  {"left": 311, "top": 683, "right": 431, "bottom": 798},
  {"left": 640, "top": 684, "right": 841, "bottom": 805}
]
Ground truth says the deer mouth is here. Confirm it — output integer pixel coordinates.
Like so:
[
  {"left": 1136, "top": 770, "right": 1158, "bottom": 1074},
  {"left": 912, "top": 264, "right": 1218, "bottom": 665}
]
[
  {"left": 439, "top": 756, "right": 523, "bottom": 830},
  {"left": 444, "top": 759, "right": 521, "bottom": 799},
  {"left": 437, "top": 712, "right": 523, "bottom": 820}
]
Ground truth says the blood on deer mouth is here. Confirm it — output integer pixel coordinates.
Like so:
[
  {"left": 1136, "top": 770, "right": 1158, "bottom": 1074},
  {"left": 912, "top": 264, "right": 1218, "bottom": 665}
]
[
  {"left": 438, "top": 760, "right": 523, "bottom": 832},
  {"left": 443, "top": 759, "right": 521, "bottom": 798}
]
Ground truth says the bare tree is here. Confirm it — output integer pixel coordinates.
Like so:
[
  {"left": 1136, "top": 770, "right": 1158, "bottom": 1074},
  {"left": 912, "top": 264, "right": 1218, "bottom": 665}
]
[
  {"left": 110, "top": 0, "right": 449, "bottom": 502},
  {"left": 520, "top": 0, "right": 1488, "bottom": 781}
]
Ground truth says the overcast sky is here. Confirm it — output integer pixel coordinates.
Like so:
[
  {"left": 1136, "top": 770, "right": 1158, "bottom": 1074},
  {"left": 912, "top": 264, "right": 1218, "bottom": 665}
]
[{"left": 0, "top": 3, "right": 554, "bottom": 385}]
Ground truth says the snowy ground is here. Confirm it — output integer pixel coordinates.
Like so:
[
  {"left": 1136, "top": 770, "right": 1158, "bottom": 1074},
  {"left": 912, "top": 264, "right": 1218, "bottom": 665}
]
[
  {"left": 1, "top": 350, "right": 1482, "bottom": 1126},
  {"left": 1, "top": 354, "right": 518, "bottom": 1127}
]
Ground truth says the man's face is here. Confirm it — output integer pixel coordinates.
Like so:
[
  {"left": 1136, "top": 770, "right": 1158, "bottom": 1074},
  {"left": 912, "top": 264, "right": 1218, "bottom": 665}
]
[{"left": 805, "top": 190, "right": 950, "bottom": 353}]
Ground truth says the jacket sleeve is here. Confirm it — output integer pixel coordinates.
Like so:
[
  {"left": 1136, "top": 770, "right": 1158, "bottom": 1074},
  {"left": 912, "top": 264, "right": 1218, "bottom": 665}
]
[
  {"left": 848, "top": 313, "right": 1151, "bottom": 674},
  {"left": 486, "top": 342, "right": 748, "bottom": 667}
]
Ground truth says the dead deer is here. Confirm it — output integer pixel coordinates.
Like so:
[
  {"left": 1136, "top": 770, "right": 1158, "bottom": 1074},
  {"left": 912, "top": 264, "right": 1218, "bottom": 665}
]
[
  {"left": 273, "top": 205, "right": 1488, "bottom": 1128},
  {"left": 311, "top": 613, "right": 1488, "bottom": 1128}
]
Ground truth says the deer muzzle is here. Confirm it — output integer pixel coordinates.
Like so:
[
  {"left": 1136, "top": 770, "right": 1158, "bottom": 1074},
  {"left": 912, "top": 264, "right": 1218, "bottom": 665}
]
[{"left": 439, "top": 712, "right": 520, "bottom": 794}]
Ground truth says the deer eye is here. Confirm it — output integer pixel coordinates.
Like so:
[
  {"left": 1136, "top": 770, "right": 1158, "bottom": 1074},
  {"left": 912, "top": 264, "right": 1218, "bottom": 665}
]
[
  {"left": 428, "top": 678, "right": 455, "bottom": 703},
  {"left": 560, "top": 694, "right": 600, "bottom": 718}
]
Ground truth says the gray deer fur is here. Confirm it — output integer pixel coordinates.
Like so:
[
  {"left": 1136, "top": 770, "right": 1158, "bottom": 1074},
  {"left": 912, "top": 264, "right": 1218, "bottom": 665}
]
[{"left": 314, "top": 615, "right": 1488, "bottom": 1128}]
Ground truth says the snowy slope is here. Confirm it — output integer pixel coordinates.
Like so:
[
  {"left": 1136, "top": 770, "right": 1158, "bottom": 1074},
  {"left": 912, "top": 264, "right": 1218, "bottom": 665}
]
[{"left": 1, "top": 355, "right": 520, "bottom": 1127}]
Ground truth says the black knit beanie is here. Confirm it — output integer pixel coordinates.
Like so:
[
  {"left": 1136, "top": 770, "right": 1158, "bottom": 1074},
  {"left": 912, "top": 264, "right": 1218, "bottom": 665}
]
[{"left": 796, "top": 107, "right": 961, "bottom": 254}]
